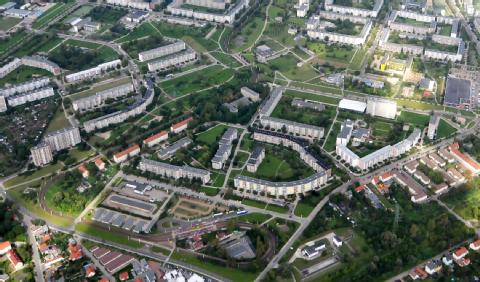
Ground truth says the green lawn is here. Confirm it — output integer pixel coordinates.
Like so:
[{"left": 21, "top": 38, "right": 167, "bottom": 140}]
[
  {"left": 69, "top": 77, "right": 132, "bottom": 100},
  {"left": 0, "top": 17, "right": 21, "bottom": 31},
  {"left": 159, "top": 65, "right": 234, "bottom": 96},
  {"left": 230, "top": 14, "right": 265, "bottom": 53},
  {"left": 323, "top": 122, "right": 341, "bottom": 152},
  {"left": 238, "top": 212, "right": 271, "bottom": 224},
  {"left": 115, "top": 22, "right": 159, "bottom": 43},
  {"left": 266, "top": 204, "right": 289, "bottom": 214},
  {"left": 307, "top": 42, "right": 355, "bottom": 65},
  {"left": 294, "top": 180, "right": 341, "bottom": 217},
  {"left": 4, "top": 163, "right": 63, "bottom": 188},
  {"left": 199, "top": 186, "right": 219, "bottom": 196},
  {"left": 396, "top": 99, "right": 445, "bottom": 111},
  {"left": 289, "top": 81, "right": 343, "bottom": 96},
  {"left": 75, "top": 223, "right": 144, "bottom": 248},
  {"left": 64, "top": 38, "right": 102, "bottom": 49},
  {"left": 210, "top": 51, "right": 242, "bottom": 68},
  {"left": 196, "top": 124, "right": 229, "bottom": 145},
  {"left": 0, "top": 31, "right": 28, "bottom": 53},
  {"left": 241, "top": 198, "right": 267, "bottom": 209},
  {"left": 68, "top": 148, "right": 95, "bottom": 162},
  {"left": 436, "top": 118, "right": 457, "bottom": 139},
  {"left": 398, "top": 111, "right": 430, "bottom": 128},
  {"left": 264, "top": 54, "right": 318, "bottom": 81},
  {"left": 33, "top": 3, "right": 74, "bottom": 29},
  {"left": 210, "top": 172, "right": 226, "bottom": 187},
  {"left": 38, "top": 37, "right": 64, "bottom": 53},
  {"left": 349, "top": 47, "right": 366, "bottom": 71},
  {"left": 45, "top": 108, "right": 70, "bottom": 133}
]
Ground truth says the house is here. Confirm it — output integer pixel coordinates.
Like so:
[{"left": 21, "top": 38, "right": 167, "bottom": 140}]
[
  {"left": 84, "top": 263, "right": 96, "bottom": 278},
  {"left": 6, "top": 250, "right": 23, "bottom": 270},
  {"left": 354, "top": 184, "right": 365, "bottom": 192},
  {"left": 456, "top": 257, "right": 471, "bottom": 267},
  {"left": 453, "top": 246, "right": 468, "bottom": 260},
  {"left": 143, "top": 131, "right": 168, "bottom": 147},
  {"left": 78, "top": 164, "right": 89, "bottom": 178},
  {"left": 410, "top": 267, "right": 428, "bottom": 280},
  {"left": 119, "top": 271, "right": 129, "bottom": 281},
  {"left": 302, "top": 240, "right": 326, "bottom": 258},
  {"left": 113, "top": 144, "right": 140, "bottom": 163},
  {"left": 442, "top": 254, "right": 453, "bottom": 266},
  {"left": 68, "top": 239, "right": 83, "bottom": 261},
  {"left": 332, "top": 235, "right": 342, "bottom": 247},
  {"left": 469, "top": 239, "right": 480, "bottom": 251},
  {"left": 95, "top": 158, "right": 105, "bottom": 171},
  {"left": 425, "top": 260, "right": 442, "bottom": 275},
  {"left": 170, "top": 117, "right": 193, "bottom": 134},
  {"left": 0, "top": 241, "right": 11, "bottom": 255}
]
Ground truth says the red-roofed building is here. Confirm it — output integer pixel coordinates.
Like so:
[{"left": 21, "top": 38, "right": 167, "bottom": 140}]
[
  {"left": 0, "top": 241, "right": 11, "bottom": 255},
  {"left": 456, "top": 257, "right": 471, "bottom": 267},
  {"left": 449, "top": 143, "right": 480, "bottom": 175},
  {"left": 134, "top": 277, "right": 142, "bottom": 282},
  {"left": 119, "top": 271, "right": 129, "bottom": 281},
  {"left": 415, "top": 267, "right": 428, "bottom": 279},
  {"left": 84, "top": 264, "right": 96, "bottom": 278},
  {"left": 113, "top": 144, "right": 140, "bottom": 163},
  {"left": 95, "top": 158, "right": 105, "bottom": 171},
  {"left": 143, "top": 131, "right": 168, "bottom": 147},
  {"left": 453, "top": 246, "right": 469, "bottom": 260},
  {"left": 354, "top": 185, "right": 365, "bottom": 192},
  {"left": 170, "top": 117, "right": 193, "bottom": 134},
  {"left": 470, "top": 240, "right": 480, "bottom": 251},
  {"left": 98, "top": 277, "right": 109, "bottom": 282},
  {"left": 38, "top": 242, "right": 49, "bottom": 253},
  {"left": 68, "top": 241, "right": 83, "bottom": 261},
  {"left": 7, "top": 250, "right": 23, "bottom": 270},
  {"left": 380, "top": 171, "right": 394, "bottom": 182},
  {"left": 78, "top": 164, "right": 89, "bottom": 178}
]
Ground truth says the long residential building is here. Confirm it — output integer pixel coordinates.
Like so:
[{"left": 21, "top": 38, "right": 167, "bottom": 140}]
[
  {"left": 138, "top": 41, "right": 186, "bottom": 62},
  {"left": 113, "top": 144, "right": 141, "bottom": 163},
  {"left": 72, "top": 83, "right": 134, "bottom": 112},
  {"left": 336, "top": 128, "right": 421, "bottom": 170},
  {"left": 105, "top": 0, "right": 156, "bottom": 10},
  {"left": 185, "top": 0, "right": 226, "bottom": 10},
  {"left": 427, "top": 115, "right": 440, "bottom": 140},
  {"left": 44, "top": 127, "right": 82, "bottom": 152},
  {"left": 83, "top": 80, "right": 154, "bottom": 133},
  {"left": 158, "top": 137, "right": 192, "bottom": 159},
  {"left": 65, "top": 60, "right": 122, "bottom": 83},
  {"left": 211, "top": 128, "right": 237, "bottom": 169},
  {"left": 258, "top": 87, "right": 283, "bottom": 117},
  {"left": 0, "top": 77, "right": 50, "bottom": 97},
  {"left": 259, "top": 116, "right": 324, "bottom": 139},
  {"left": 307, "top": 18, "right": 372, "bottom": 46},
  {"left": 448, "top": 143, "right": 480, "bottom": 175},
  {"left": 324, "top": 0, "right": 384, "bottom": 17},
  {"left": 143, "top": 131, "right": 168, "bottom": 147},
  {"left": 166, "top": 0, "right": 249, "bottom": 23},
  {"left": 147, "top": 50, "right": 196, "bottom": 72},
  {"left": 6, "top": 87, "right": 54, "bottom": 107},
  {"left": 22, "top": 56, "right": 61, "bottom": 75},
  {"left": 138, "top": 158, "right": 211, "bottom": 184},
  {"left": 31, "top": 143, "right": 53, "bottom": 167},
  {"left": 0, "top": 58, "right": 22, "bottom": 79}
]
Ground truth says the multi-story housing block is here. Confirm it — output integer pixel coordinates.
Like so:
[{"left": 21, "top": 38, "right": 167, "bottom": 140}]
[
  {"left": 167, "top": 0, "right": 249, "bottom": 24},
  {"left": 113, "top": 144, "right": 141, "bottom": 163},
  {"left": 65, "top": 60, "right": 121, "bottom": 83},
  {"left": 240, "top": 87, "right": 261, "bottom": 102},
  {"left": 147, "top": 50, "right": 196, "bottom": 72},
  {"left": 158, "top": 137, "right": 192, "bottom": 159},
  {"left": 106, "top": 0, "right": 156, "bottom": 10},
  {"left": 7, "top": 87, "right": 54, "bottom": 107},
  {"left": 246, "top": 146, "right": 265, "bottom": 173},
  {"left": 44, "top": 127, "right": 81, "bottom": 152},
  {"left": 0, "top": 58, "right": 21, "bottom": 79},
  {"left": 31, "top": 143, "right": 53, "bottom": 167},
  {"left": 259, "top": 116, "right": 324, "bottom": 139},
  {"left": 324, "top": 0, "right": 384, "bottom": 18},
  {"left": 72, "top": 83, "right": 134, "bottom": 112},
  {"left": 138, "top": 41, "right": 186, "bottom": 62},
  {"left": 307, "top": 18, "right": 372, "bottom": 46},
  {"left": 185, "top": 0, "right": 227, "bottom": 10},
  {"left": 427, "top": 115, "right": 440, "bottom": 140},
  {"left": 22, "top": 56, "right": 61, "bottom": 75},
  {"left": 0, "top": 77, "right": 50, "bottom": 97},
  {"left": 211, "top": 128, "right": 237, "bottom": 169},
  {"left": 139, "top": 158, "right": 211, "bottom": 184},
  {"left": 258, "top": 87, "right": 283, "bottom": 117}
]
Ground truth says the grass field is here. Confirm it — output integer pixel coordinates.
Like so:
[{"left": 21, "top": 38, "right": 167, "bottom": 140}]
[
  {"left": 293, "top": 180, "right": 341, "bottom": 217},
  {"left": 159, "top": 65, "right": 234, "bottom": 96},
  {"left": 199, "top": 186, "right": 219, "bottom": 196},
  {"left": 348, "top": 47, "right": 366, "bottom": 71},
  {"left": 284, "top": 90, "right": 340, "bottom": 105},
  {"left": 64, "top": 38, "right": 102, "bottom": 49},
  {"left": 210, "top": 51, "right": 242, "bottom": 68},
  {"left": 210, "top": 172, "right": 226, "bottom": 187},
  {"left": 323, "top": 122, "right": 341, "bottom": 152},
  {"left": 4, "top": 163, "right": 63, "bottom": 188},
  {"left": 196, "top": 124, "right": 229, "bottom": 145},
  {"left": 0, "top": 17, "right": 21, "bottom": 31},
  {"left": 396, "top": 99, "right": 445, "bottom": 111},
  {"left": 436, "top": 118, "right": 457, "bottom": 139},
  {"left": 33, "top": 3, "right": 74, "bottom": 29},
  {"left": 238, "top": 212, "right": 271, "bottom": 224},
  {"left": 307, "top": 42, "right": 355, "bottom": 64},
  {"left": 230, "top": 14, "right": 265, "bottom": 53},
  {"left": 75, "top": 223, "right": 144, "bottom": 248},
  {"left": 266, "top": 204, "right": 289, "bottom": 214},
  {"left": 45, "top": 108, "right": 70, "bottom": 133},
  {"left": 115, "top": 22, "right": 158, "bottom": 43},
  {"left": 264, "top": 54, "right": 318, "bottom": 81},
  {"left": 398, "top": 111, "right": 430, "bottom": 128},
  {"left": 38, "top": 37, "right": 64, "bottom": 53},
  {"left": 0, "top": 31, "right": 28, "bottom": 53},
  {"left": 241, "top": 198, "right": 266, "bottom": 209},
  {"left": 289, "top": 81, "right": 343, "bottom": 96}
]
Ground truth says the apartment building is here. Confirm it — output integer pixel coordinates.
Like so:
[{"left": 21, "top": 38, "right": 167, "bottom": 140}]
[
  {"left": 0, "top": 77, "right": 50, "bottom": 97},
  {"left": 427, "top": 114, "right": 440, "bottom": 140},
  {"left": 138, "top": 41, "right": 186, "bottom": 62},
  {"left": 158, "top": 137, "right": 192, "bottom": 159},
  {"left": 432, "top": 34, "right": 462, "bottom": 46},
  {"left": 170, "top": 117, "right": 193, "bottom": 133},
  {"left": 22, "top": 56, "right": 61, "bottom": 75},
  {"left": 246, "top": 146, "right": 265, "bottom": 173},
  {"left": 336, "top": 119, "right": 354, "bottom": 146},
  {"left": 83, "top": 80, "right": 154, "bottom": 133},
  {"left": 318, "top": 10, "right": 369, "bottom": 23},
  {"left": 138, "top": 158, "right": 211, "bottom": 184},
  {"left": 72, "top": 83, "right": 134, "bottom": 112},
  {"left": 424, "top": 43, "right": 464, "bottom": 62},
  {"left": 448, "top": 143, "right": 480, "bottom": 175},
  {"left": 240, "top": 87, "right": 260, "bottom": 102},
  {"left": 44, "top": 127, "right": 81, "bottom": 152},
  {"left": 185, "top": 0, "right": 227, "bottom": 10},
  {"left": 106, "top": 0, "right": 156, "bottom": 10},
  {"left": 31, "top": 143, "right": 53, "bottom": 167},
  {"left": 378, "top": 28, "right": 424, "bottom": 54},
  {"left": 324, "top": 0, "right": 384, "bottom": 18},
  {"left": 259, "top": 116, "right": 324, "bottom": 139},
  {"left": 258, "top": 87, "right": 283, "bottom": 117},
  {"left": 211, "top": 128, "right": 237, "bottom": 169},
  {"left": 291, "top": 98, "right": 325, "bottom": 111},
  {"left": 147, "top": 50, "right": 196, "bottom": 72},
  {"left": 307, "top": 19, "right": 372, "bottom": 46},
  {"left": 143, "top": 131, "right": 168, "bottom": 147},
  {"left": 113, "top": 144, "right": 141, "bottom": 163},
  {"left": 0, "top": 58, "right": 21, "bottom": 79},
  {"left": 65, "top": 60, "right": 121, "bottom": 83},
  {"left": 234, "top": 171, "right": 328, "bottom": 197},
  {"left": 166, "top": 0, "right": 249, "bottom": 24},
  {"left": 6, "top": 87, "right": 54, "bottom": 107}
]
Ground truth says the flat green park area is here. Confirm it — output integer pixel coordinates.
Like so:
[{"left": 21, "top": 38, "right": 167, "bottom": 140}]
[
  {"left": 398, "top": 111, "right": 430, "bottom": 128},
  {"left": 4, "top": 163, "right": 63, "bottom": 188},
  {"left": 0, "top": 31, "right": 28, "bottom": 53},
  {"left": 0, "top": 17, "right": 21, "bottom": 31},
  {"left": 45, "top": 108, "right": 70, "bottom": 133},
  {"left": 33, "top": 2, "right": 74, "bottom": 29},
  {"left": 264, "top": 54, "right": 318, "bottom": 81},
  {"left": 115, "top": 22, "right": 158, "bottom": 43},
  {"left": 436, "top": 118, "right": 457, "bottom": 139},
  {"left": 196, "top": 124, "right": 229, "bottom": 145}
]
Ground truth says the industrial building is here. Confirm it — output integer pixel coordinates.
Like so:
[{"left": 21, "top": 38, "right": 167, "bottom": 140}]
[{"left": 443, "top": 76, "right": 472, "bottom": 109}]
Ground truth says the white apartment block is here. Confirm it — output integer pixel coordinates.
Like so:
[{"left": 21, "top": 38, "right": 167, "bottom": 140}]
[
  {"left": 427, "top": 115, "right": 440, "bottom": 140},
  {"left": 336, "top": 119, "right": 354, "bottom": 146},
  {"left": 185, "top": 0, "right": 226, "bottom": 10},
  {"left": 395, "top": 10, "right": 435, "bottom": 23},
  {"left": 324, "top": 0, "right": 384, "bottom": 18},
  {"left": 22, "top": 56, "right": 61, "bottom": 76},
  {"left": 72, "top": 83, "right": 134, "bottom": 112},
  {"left": 31, "top": 143, "right": 53, "bottom": 167},
  {"left": 105, "top": 0, "right": 155, "bottom": 10},
  {"left": 0, "top": 58, "right": 21, "bottom": 79},
  {"left": 424, "top": 45, "right": 463, "bottom": 62},
  {"left": 297, "top": 4, "right": 309, "bottom": 17},
  {"left": 366, "top": 97, "right": 397, "bottom": 119},
  {"left": 389, "top": 21, "right": 435, "bottom": 35},
  {"left": 240, "top": 87, "right": 260, "bottom": 102},
  {"left": 83, "top": 80, "right": 154, "bottom": 132},
  {"left": 253, "top": 130, "right": 331, "bottom": 174},
  {"left": 0, "top": 96, "right": 7, "bottom": 112},
  {"left": 246, "top": 146, "right": 265, "bottom": 173},
  {"left": 318, "top": 10, "right": 369, "bottom": 24},
  {"left": 211, "top": 128, "right": 237, "bottom": 169},
  {"left": 234, "top": 171, "right": 328, "bottom": 197},
  {"left": 65, "top": 60, "right": 121, "bottom": 83},
  {"left": 307, "top": 19, "right": 372, "bottom": 46},
  {"left": 259, "top": 116, "right": 324, "bottom": 139},
  {"left": 166, "top": 0, "right": 249, "bottom": 24},
  {"left": 143, "top": 131, "right": 168, "bottom": 147},
  {"left": 113, "top": 144, "right": 141, "bottom": 163},
  {"left": 7, "top": 87, "right": 54, "bottom": 107},
  {"left": 44, "top": 127, "right": 81, "bottom": 152},
  {"left": 138, "top": 41, "right": 186, "bottom": 62},
  {"left": 336, "top": 128, "right": 421, "bottom": 170},
  {"left": 0, "top": 77, "right": 50, "bottom": 97},
  {"left": 147, "top": 50, "right": 196, "bottom": 72},
  {"left": 378, "top": 28, "right": 423, "bottom": 54},
  {"left": 258, "top": 87, "right": 283, "bottom": 117},
  {"left": 139, "top": 158, "right": 211, "bottom": 184},
  {"left": 432, "top": 34, "right": 462, "bottom": 46}
]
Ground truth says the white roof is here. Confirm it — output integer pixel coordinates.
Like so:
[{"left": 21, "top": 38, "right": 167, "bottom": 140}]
[{"left": 339, "top": 99, "right": 367, "bottom": 112}]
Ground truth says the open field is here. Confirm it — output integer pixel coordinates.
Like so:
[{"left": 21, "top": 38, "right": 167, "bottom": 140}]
[
  {"left": 210, "top": 51, "right": 242, "bottom": 68},
  {"left": 115, "top": 22, "right": 158, "bottom": 43},
  {"left": 199, "top": 186, "right": 219, "bottom": 196},
  {"left": 4, "top": 163, "right": 63, "bottom": 188},
  {"left": 436, "top": 118, "right": 457, "bottom": 139},
  {"left": 398, "top": 111, "right": 430, "bottom": 128},
  {"left": 284, "top": 90, "right": 340, "bottom": 105},
  {"left": 45, "top": 108, "right": 70, "bottom": 133},
  {"left": 238, "top": 212, "right": 271, "bottom": 224},
  {"left": 289, "top": 81, "right": 343, "bottom": 96},
  {"left": 196, "top": 124, "right": 229, "bottom": 145},
  {"left": 0, "top": 17, "right": 21, "bottom": 31},
  {"left": 33, "top": 2, "right": 75, "bottom": 29},
  {"left": 264, "top": 54, "right": 319, "bottom": 81},
  {"left": 0, "top": 31, "right": 28, "bottom": 53}
]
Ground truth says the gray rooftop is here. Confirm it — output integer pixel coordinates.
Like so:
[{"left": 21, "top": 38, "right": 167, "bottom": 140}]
[
  {"left": 444, "top": 76, "right": 472, "bottom": 106},
  {"left": 158, "top": 137, "right": 192, "bottom": 158}
]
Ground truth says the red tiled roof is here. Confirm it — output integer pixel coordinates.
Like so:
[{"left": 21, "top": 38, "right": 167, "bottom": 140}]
[
  {"left": 39, "top": 243, "right": 49, "bottom": 252},
  {"left": 143, "top": 131, "right": 168, "bottom": 144},
  {"left": 85, "top": 264, "right": 96, "bottom": 278},
  {"left": 78, "top": 164, "right": 88, "bottom": 174},
  {"left": 472, "top": 239, "right": 480, "bottom": 248},
  {"left": 114, "top": 144, "right": 140, "bottom": 159},
  {"left": 0, "top": 241, "right": 11, "bottom": 252},
  {"left": 119, "top": 272, "right": 129, "bottom": 281},
  {"left": 449, "top": 143, "right": 480, "bottom": 170},
  {"left": 380, "top": 171, "right": 394, "bottom": 181},
  {"left": 171, "top": 117, "right": 193, "bottom": 130},
  {"left": 455, "top": 246, "right": 468, "bottom": 257},
  {"left": 134, "top": 277, "right": 142, "bottom": 282},
  {"left": 68, "top": 242, "right": 83, "bottom": 261},
  {"left": 415, "top": 267, "right": 428, "bottom": 278},
  {"left": 95, "top": 158, "right": 105, "bottom": 167},
  {"left": 7, "top": 250, "right": 22, "bottom": 266},
  {"left": 354, "top": 185, "right": 365, "bottom": 192},
  {"left": 98, "top": 277, "right": 109, "bottom": 282}
]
